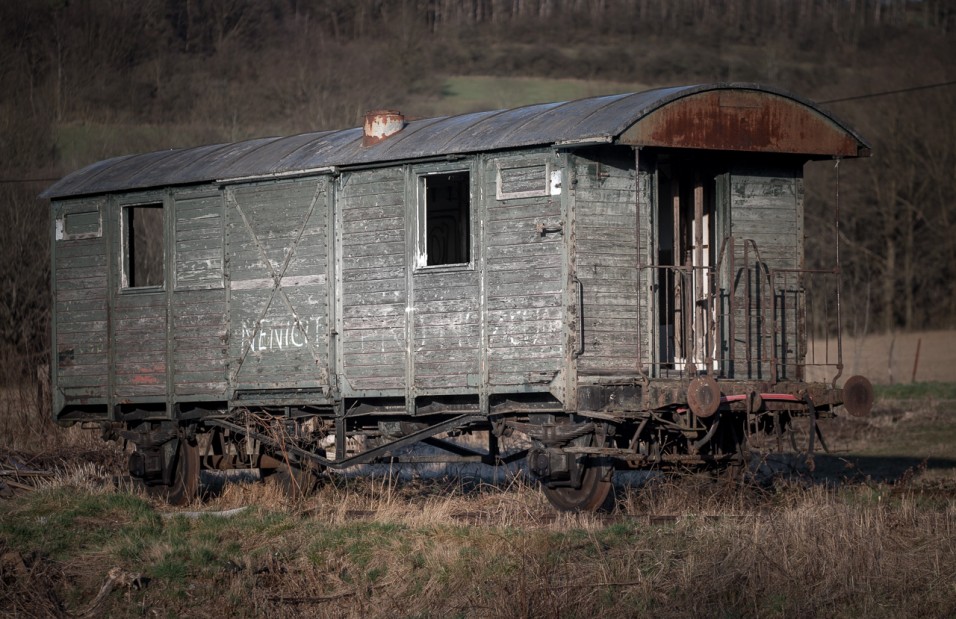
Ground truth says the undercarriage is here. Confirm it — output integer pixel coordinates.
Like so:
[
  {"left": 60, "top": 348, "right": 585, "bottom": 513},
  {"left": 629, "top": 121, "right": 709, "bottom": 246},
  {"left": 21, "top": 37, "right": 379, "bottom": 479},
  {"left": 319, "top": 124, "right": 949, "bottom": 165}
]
[{"left": 112, "top": 375, "right": 873, "bottom": 511}]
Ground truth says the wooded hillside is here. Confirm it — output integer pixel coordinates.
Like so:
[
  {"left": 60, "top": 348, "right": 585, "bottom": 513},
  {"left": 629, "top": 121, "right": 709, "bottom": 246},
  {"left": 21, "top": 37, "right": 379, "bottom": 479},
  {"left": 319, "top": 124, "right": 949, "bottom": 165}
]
[{"left": 1, "top": 0, "right": 953, "bottom": 382}]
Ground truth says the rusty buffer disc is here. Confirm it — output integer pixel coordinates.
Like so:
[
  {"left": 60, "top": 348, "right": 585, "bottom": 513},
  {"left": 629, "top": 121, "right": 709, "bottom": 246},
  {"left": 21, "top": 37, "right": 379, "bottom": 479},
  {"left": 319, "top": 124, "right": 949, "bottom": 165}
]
[
  {"left": 688, "top": 375, "right": 720, "bottom": 418},
  {"left": 843, "top": 374, "right": 874, "bottom": 417}
]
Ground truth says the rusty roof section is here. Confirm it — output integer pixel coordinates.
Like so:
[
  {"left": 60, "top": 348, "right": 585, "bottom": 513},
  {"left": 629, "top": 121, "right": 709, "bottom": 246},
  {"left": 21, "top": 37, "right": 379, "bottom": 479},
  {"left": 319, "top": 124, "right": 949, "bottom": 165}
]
[{"left": 41, "top": 83, "right": 869, "bottom": 199}]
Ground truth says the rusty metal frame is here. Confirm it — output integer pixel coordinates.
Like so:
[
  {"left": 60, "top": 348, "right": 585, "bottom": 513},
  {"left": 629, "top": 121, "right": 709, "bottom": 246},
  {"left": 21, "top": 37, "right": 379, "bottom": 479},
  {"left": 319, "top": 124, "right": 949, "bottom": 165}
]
[
  {"left": 206, "top": 413, "right": 494, "bottom": 469},
  {"left": 639, "top": 232, "right": 847, "bottom": 387}
]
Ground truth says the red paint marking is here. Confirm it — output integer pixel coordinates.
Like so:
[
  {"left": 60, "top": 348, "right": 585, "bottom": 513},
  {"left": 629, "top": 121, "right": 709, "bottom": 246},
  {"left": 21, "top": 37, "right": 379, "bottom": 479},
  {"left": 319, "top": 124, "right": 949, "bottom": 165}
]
[
  {"left": 720, "top": 395, "right": 747, "bottom": 403},
  {"left": 761, "top": 393, "right": 801, "bottom": 402},
  {"left": 131, "top": 374, "right": 161, "bottom": 385},
  {"left": 720, "top": 393, "right": 802, "bottom": 403}
]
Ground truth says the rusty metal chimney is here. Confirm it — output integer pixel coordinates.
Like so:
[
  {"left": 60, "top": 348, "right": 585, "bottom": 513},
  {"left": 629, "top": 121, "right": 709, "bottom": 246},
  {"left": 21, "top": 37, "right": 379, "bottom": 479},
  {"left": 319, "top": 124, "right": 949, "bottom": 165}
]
[{"left": 362, "top": 110, "right": 405, "bottom": 147}]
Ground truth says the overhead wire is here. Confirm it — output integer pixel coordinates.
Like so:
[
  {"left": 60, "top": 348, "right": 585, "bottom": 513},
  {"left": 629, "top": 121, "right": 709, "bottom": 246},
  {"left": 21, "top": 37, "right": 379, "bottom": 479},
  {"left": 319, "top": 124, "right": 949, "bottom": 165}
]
[
  {"left": 818, "top": 79, "right": 956, "bottom": 103},
  {"left": 0, "top": 177, "right": 60, "bottom": 184}
]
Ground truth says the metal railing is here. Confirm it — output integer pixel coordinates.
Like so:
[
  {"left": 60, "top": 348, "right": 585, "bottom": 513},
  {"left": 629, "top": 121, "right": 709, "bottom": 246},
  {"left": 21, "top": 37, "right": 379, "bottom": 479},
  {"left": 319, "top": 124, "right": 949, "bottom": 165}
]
[{"left": 640, "top": 237, "right": 843, "bottom": 384}]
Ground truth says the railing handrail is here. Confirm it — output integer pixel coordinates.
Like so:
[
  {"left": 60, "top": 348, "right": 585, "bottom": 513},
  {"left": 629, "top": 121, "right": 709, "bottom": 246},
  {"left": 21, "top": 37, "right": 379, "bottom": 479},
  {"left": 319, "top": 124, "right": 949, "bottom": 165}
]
[{"left": 639, "top": 236, "right": 844, "bottom": 384}]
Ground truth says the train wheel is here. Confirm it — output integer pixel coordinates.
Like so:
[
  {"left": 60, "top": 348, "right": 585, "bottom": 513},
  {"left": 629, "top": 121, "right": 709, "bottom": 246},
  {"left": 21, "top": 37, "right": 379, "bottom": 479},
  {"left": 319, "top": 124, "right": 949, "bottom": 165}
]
[
  {"left": 145, "top": 439, "right": 200, "bottom": 506},
  {"left": 541, "top": 459, "right": 614, "bottom": 512}
]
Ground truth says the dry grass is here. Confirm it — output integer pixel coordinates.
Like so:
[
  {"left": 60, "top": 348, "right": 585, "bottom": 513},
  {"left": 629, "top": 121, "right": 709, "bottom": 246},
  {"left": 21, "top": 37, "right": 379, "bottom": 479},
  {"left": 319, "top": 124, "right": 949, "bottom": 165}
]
[
  {"left": 807, "top": 329, "right": 956, "bottom": 385},
  {"left": 2, "top": 470, "right": 955, "bottom": 618},
  {"left": 0, "top": 379, "right": 124, "bottom": 506},
  {"left": 2, "top": 370, "right": 956, "bottom": 616},
  {"left": 0, "top": 382, "right": 102, "bottom": 455}
]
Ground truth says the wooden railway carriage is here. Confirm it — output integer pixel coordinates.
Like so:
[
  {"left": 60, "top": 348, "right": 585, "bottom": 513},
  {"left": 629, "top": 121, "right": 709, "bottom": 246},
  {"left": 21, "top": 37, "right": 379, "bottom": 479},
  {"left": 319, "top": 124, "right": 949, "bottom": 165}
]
[{"left": 43, "top": 83, "right": 873, "bottom": 509}]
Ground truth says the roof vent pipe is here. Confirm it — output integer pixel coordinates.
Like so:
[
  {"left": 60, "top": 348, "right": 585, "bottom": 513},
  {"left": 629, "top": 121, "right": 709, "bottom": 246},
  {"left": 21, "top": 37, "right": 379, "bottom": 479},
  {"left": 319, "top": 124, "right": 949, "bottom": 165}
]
[{"left": 362, "top": 110, "right": 405, "bottom": 146}]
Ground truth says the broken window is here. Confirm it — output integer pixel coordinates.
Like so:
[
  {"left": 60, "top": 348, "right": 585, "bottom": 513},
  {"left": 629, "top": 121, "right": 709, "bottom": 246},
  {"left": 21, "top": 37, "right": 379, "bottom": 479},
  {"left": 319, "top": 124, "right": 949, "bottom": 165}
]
[
  {"left": 420, "top": 171, "right": 470, "bottom": 267},
  {"left": 123, "top": 204, "right": 164, "bottom": 288}
]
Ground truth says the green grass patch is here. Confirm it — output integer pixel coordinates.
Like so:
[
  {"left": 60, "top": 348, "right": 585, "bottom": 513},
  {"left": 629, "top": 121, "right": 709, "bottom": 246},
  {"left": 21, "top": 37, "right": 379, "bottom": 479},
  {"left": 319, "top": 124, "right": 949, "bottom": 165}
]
[
  {"left": 52, "top": 76, "right": 650, "bottom": 169},
  {"left": 2, "top": 482, "right": 955, "bottom": 618},
  {"left": 54, "top": 122, "right": 235, "bottom": 172},
  {"left": 439, "top": 75, "right": 648, "bottom": 115},
  {"left": 874, "top": 381, "right": 956, "bottom": 401},
  {"left": 152, "top": 554, "right": 190, "bottom": 583},
  {"left": 0, "top": 489, "right": 159, "bottom": 559},
  {"left": 306, "top": 521, "right": 407, "bottom": 569},
  {"left": 855, "top": 421, "right": 956, "bottom": 461}
]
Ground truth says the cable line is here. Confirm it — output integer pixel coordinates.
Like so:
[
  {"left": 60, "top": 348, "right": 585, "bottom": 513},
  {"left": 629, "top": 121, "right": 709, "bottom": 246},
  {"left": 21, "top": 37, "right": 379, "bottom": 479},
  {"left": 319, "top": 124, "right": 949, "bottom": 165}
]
[
  {"left": 0, "top": 177, "right": 59, "bottom": 184},
  {"left": 819, "top": 80, "right": 956, "bottom": 103}
]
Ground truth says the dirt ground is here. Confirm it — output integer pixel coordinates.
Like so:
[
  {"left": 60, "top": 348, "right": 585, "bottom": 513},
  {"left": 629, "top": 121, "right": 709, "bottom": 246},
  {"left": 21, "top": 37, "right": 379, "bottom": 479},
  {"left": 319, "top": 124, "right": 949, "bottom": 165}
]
[{"left": 806, "top": 329, "right": 956, "bottom": 385}]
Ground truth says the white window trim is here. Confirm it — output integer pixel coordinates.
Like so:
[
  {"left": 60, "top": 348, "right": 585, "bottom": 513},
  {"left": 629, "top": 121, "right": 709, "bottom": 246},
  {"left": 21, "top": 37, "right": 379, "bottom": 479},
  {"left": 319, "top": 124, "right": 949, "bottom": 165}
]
[{"left": 414, "top": 166, "right": 476, "bottom": 272}]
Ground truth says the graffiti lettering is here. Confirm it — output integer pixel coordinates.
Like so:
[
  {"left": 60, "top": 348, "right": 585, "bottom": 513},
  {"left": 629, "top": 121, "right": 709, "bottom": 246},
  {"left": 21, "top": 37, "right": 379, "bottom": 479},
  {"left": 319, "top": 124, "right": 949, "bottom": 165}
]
[{"left": 242, "top": 316, "right": 322, "bottom": 353}]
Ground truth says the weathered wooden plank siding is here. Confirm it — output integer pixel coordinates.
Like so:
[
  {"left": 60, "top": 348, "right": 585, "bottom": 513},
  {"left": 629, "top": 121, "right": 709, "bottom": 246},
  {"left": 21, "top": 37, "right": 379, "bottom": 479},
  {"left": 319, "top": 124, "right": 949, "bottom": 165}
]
[
  {"left": 340, "top": 168, "right": 407, "bottom": 392},
  {"left": 727, "top": 168, "right": 803, "bottom": 380},
  {"left": 175, "top": 194, "right": 224, "bottom": 290},
  {"left": 573, "top": 151, "right": 651, "bottom": 376},
  {"left": 172, "top": 291, "right": 227, "bottom": 396},
  {"left": 484, "top": 155, "right": 565, "bottom": 387},
  {"left": 112, "top": 292, "right": 167, "bottom": 397},
  {"left": 103, "top": 192, "right": 169, "bottom": 400},
  {"left": 54, "top": 198, "right": 109, "bottom": 398},
  {"left": 413, "top": 269, "right": 480, "bottom": 391},
  {"left": 226, "top": 179, "right": 330, "bottom": 390},
  {"left": 170, "top": 192, "right": 227, "bottom": 397}
]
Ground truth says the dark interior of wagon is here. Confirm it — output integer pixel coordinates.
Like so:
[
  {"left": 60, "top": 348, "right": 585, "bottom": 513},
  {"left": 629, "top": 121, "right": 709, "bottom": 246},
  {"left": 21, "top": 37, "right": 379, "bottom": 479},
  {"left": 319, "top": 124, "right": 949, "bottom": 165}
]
[{"left": 423, "top": 171, "right": 470, "bottom": 266}]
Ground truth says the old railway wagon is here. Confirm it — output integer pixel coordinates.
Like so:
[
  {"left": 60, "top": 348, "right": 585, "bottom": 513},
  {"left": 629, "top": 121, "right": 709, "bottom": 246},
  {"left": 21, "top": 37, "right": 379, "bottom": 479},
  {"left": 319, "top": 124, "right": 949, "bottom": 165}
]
[{"left": 43, "top": 84, "right": 874, "bottom": 510}]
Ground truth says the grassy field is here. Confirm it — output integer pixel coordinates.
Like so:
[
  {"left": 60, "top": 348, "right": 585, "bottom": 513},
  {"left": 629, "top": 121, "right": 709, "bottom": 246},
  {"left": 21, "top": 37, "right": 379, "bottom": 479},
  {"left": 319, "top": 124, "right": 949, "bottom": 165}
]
[
  {"left": 3, "top": 478, "right": 954, "bottom": 618},
  {"left": 52, "top": 75, "right": 652, "bottom": 173},
  {"left": 435, "top": 76, "right": 649, "bottom": 115},
  {"left": 2, "top": 384, "right": 955, "bottom": 617},
  {"left": 807, "top": 329, "right": 956, "bottom": 385},
  {"left": 55, "top": 122, "right": 235, "bottom": 173}
]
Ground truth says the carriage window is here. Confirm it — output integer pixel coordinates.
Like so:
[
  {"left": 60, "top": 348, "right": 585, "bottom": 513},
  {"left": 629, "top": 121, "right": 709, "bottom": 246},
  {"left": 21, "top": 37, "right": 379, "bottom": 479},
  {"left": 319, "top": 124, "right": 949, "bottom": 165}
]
[
  {"left": 420, "top": 171, "right": 470, "bottom": 267},
  {"left": 123, "top": 204, "right": 164, "bottom": 289}
]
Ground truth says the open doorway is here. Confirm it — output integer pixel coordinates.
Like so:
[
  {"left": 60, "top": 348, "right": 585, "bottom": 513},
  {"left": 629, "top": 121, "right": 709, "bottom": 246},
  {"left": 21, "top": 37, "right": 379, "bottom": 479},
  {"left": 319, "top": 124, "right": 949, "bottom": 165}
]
[{"left": 656, "top": 159, "right": 721, "bottom": 372}]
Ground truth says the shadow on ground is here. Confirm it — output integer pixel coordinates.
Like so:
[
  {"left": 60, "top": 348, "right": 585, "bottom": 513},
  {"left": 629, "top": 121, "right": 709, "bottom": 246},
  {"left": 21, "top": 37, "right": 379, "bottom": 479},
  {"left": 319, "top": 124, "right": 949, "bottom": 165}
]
[{"left": 807, "top": 453, "right": 956, "bottom": 484}]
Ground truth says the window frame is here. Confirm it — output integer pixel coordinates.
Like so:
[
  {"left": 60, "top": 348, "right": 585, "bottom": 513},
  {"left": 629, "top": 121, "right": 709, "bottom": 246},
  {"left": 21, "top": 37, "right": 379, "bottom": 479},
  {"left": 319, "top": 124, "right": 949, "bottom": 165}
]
[
  {"left": 413, "top": 162, "right": 476, "bottom": 273},
  {"left": 119, "top": 200, "right": 166, "bottom": 292},
  {"left": 56, "top": 203, "right": 103, "bottom": 241},
  {"left": 495, "top": 158, "right": 552, "bottom": 200}
]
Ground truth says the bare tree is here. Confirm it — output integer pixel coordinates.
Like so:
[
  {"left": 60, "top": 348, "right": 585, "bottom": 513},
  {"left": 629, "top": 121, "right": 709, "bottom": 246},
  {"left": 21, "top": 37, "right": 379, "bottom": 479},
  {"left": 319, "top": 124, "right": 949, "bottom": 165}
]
[{"left": 0, "top": 186, "right": 50, "bottom": 384}]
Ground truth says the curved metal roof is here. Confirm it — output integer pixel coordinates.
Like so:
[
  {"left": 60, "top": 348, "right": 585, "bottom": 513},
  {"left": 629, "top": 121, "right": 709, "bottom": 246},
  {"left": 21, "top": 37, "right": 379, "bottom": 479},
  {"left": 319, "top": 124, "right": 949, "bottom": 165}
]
[{"left": 41, "top": 83, "right": 869, "bottom": 199}]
